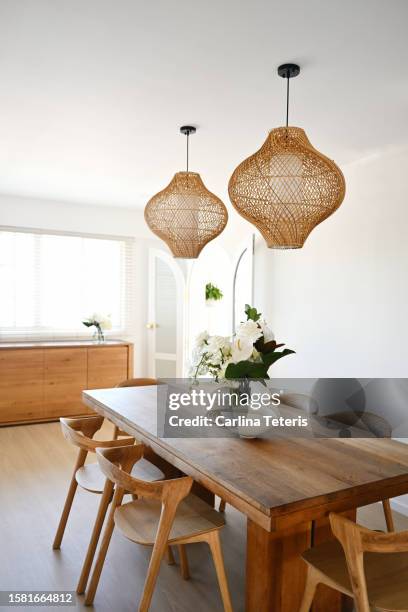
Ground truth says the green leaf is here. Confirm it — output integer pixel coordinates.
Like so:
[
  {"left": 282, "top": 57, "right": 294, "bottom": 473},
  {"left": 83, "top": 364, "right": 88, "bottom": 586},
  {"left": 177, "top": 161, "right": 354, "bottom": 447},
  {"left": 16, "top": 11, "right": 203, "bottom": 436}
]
[
  {"left": 244, "top": 304, "right": 261, "bottom": 322},
  {"left": 262, "top": 348, "right": 295, "bottom": 368},
  {"left": 255, "top": 337, "right": 285, "bottom": 354},
  {"left": 224, "top": 360, "right": 269, "bottom": 379},
  {"left": 205, "top": 283, "right": 223, "bottom": 301},
  {"left": 82, "top": 321, "right": 93, "bottom": 327}
]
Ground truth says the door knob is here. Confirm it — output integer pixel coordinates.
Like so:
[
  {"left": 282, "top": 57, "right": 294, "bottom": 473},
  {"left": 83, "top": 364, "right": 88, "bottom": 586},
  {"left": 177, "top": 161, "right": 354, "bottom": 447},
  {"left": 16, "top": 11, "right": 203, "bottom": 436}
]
[{"left": 146, "top": 322, "right": 157, "bottom": 329}]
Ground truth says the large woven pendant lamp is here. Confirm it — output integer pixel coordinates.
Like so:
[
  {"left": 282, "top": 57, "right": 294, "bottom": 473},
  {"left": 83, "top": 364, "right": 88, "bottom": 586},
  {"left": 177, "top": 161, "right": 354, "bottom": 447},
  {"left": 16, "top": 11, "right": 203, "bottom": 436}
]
[
  {"left": 228, "top": 64, "right": 346, "bottom": 248},
  {"left": 144, "top": 126, "right": 228, "bottom": 258}
]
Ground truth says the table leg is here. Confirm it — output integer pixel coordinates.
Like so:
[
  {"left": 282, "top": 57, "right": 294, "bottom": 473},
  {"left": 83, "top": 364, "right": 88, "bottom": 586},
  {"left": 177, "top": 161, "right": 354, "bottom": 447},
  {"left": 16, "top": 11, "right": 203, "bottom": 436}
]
[
  {"left": 246, "top": 511, "right": 356, "bottom": 612},
  {"left": 246, "top": 519, "right": 311, "bottom": 612}
]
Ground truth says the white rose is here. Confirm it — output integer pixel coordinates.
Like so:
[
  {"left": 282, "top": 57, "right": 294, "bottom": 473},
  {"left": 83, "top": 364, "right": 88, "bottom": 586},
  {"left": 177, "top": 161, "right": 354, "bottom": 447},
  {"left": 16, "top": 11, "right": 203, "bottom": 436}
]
[
  {"left": 99, "top": 315, "right": 112, "bottom": 330},
  {"left": 207, "top": 335, "right": 231, "bottom": 354},
  {"left": 231, "top": 338, "right": 254, "bottom": 363},
  {"left": 194, "top": 331, "right": 209, "bottom": 349},
  {"left": 259, "top": 319, "right": 275, "bottom": 343},
  {"left": 236, "top": 320, "right": 262, "bottom": 345}
]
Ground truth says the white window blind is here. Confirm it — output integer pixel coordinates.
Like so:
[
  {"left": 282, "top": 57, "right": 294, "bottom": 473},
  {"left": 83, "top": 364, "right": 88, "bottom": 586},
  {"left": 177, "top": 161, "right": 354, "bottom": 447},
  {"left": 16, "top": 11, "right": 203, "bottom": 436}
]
[{"left": 0, "top": 227, "right": 136, "bottom": 341}]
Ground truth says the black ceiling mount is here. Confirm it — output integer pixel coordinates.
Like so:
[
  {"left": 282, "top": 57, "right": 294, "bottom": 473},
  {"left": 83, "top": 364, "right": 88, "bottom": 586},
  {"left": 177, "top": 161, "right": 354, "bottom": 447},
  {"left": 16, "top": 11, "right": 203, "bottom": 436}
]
[
  {"left": 278, "top": 63, "right": 300, "bottom": 79},
  {"left": 180, "top": 125, "right": 196, "bottom": 136}
]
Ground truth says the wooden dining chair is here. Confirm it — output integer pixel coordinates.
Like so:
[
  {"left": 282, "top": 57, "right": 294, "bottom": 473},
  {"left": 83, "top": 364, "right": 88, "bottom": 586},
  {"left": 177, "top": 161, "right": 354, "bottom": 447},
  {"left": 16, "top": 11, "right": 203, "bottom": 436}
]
[
  {"left": 112, "top": 378, "right": 158, "bottom": 439},
  {"left": 327, "top": 410, "right": 395, "bottom": 532},
  {"left": 299, "top": 512, "right": 408, "bottom": 612},
  {"left": 111, "top": 377, "right": 181, "bottom": 565},
  {"left": 52, "top": 415, "right": 164, "bottom": 595},
  {"left": 84, "top": 444, "right": 233, "bottom": 612}
]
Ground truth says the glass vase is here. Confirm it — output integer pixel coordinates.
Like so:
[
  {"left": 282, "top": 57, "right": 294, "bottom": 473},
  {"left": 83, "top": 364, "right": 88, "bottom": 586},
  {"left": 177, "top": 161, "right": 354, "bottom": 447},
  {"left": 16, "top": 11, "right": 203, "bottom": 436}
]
[{"left": 93, "top": 325, "right": 105, "bottom": 343}]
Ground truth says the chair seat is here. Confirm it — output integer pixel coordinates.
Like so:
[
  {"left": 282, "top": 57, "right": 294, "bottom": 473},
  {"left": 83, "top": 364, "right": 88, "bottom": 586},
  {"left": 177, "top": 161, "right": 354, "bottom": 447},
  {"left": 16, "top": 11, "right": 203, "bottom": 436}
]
[
  {"left": 114, "top": 493, "right": 225, "bottom": 546},
  {"left": 303, "top": 539, "right": 408, "bottom": 611},
  {"left": 75, "top": 460, "right": 164, "bottom": 493}
]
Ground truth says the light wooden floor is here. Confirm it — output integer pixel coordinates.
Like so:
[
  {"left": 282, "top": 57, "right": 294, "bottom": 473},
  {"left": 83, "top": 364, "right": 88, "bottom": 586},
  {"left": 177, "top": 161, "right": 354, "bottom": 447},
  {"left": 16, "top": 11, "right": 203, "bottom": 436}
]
[{"left": 1, "top": 422, "right": 407, "bottom": 612}]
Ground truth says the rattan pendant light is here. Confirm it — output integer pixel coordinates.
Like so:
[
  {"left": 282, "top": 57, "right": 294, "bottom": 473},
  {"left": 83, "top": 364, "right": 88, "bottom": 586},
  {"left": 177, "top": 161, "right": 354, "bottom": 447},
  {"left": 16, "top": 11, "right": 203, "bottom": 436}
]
[
  {"left": 228, "top": 64, "right": 346, "bottom": 248},
  {"left": 144, "top": 126, "right": 228, "bottom": 258}
]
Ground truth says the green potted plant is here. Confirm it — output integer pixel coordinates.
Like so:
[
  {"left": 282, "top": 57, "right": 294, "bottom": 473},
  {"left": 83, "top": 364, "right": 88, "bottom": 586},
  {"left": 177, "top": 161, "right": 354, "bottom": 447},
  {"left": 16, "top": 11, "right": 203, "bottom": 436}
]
[{"left": 205, "top": 282, "right": 223, "bottom": 307}]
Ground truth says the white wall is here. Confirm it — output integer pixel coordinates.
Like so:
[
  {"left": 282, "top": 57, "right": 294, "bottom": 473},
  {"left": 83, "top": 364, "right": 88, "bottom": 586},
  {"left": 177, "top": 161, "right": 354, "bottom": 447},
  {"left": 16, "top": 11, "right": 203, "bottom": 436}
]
[
  {"left": 0, "top": 193, "right": 153, "bottom": 238},
  {"left": 3, "top": 143, "right": 408, "bottom": 381},
  {"left": 251, "top": 147, "right": 408, "bottom": 514},
  {"left": 0, "top": 193, "right": 161, "bottom": 376},
  {"left": 253, "top": 146, "right": 408, "bottom": 378}
]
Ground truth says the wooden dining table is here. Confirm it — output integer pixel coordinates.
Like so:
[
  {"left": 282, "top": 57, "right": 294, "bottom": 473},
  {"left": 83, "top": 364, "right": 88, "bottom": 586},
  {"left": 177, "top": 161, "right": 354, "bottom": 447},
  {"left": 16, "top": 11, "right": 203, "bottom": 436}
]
[{"left": 83, "top": 385, "right": 408, "bottom": 612}]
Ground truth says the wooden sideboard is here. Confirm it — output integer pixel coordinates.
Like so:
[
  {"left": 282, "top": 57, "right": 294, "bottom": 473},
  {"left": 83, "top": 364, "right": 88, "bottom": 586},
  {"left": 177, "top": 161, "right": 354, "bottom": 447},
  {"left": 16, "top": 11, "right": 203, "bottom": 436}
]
[{"left": 0, "top": 340, "right": 133, "bottom": 425}]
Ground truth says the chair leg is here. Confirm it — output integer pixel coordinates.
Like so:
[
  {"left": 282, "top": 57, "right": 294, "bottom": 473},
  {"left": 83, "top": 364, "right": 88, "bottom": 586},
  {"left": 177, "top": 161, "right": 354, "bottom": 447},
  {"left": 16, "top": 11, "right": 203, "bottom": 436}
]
[
  {"left": 138, "top": 498, "right": 181, "bottom": 612},
  {"left": 138, "top": 535, "right": 170, "bottom": 612},
  {"left": 178, "top": 545, "right": 190, "bottom": 580},
  {"left": 52, "top": 448, "right": 87, "bottom": 550},
  {"left": 166, "top": 546, "right": 175, "bottom": 565},
  {"left": 207, "top": 531, "right": 232, "bottom": 612},
  {"left": 219, "top": 499, "right": 226, "bottom": 513},
  {"left": 85, "top": 486, "right": 125, "bottom": 606},
  {"left": 76, "top": 479, "right": 114, "bottom": 594},
  {"left": 382, "top": 499, "right": 395, "bottom": 532},
  {"left": 299, "top": 566, "right": 320, "bottom": 612},
  {"left": 112, "top": 424, "right": 119, "bottom": 440}
]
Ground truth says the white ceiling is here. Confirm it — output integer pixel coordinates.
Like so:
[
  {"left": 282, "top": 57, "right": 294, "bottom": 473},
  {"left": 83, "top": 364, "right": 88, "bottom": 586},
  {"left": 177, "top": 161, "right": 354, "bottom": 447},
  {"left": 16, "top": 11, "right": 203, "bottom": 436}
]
[{"left": 0, "top": 0, "right": 407, "bottom": 209}]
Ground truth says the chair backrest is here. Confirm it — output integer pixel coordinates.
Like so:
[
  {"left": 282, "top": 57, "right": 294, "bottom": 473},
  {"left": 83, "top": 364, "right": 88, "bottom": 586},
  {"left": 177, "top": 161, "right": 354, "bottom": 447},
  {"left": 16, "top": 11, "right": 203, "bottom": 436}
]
[
  {"left": 330, "top": 512, "right": 408, "bottom": 611},
  {"left": 96, "top": 445, "right": 192, "bottom": 504},
  {"left": 60, "top": 416, "right": 135, "bottom": 453},
  {"left": 116, "top": 378, "right": 158, "bottom": 388},
  {"left": 279, "top": 392, "right": 319, "bottom": 415}
]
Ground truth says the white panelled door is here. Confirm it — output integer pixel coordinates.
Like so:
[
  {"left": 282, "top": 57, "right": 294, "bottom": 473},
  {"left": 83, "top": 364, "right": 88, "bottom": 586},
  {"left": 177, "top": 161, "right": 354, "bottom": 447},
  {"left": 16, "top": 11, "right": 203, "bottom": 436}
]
[{"left": 147, "top": 249, "right": 185, "bottom": 378}]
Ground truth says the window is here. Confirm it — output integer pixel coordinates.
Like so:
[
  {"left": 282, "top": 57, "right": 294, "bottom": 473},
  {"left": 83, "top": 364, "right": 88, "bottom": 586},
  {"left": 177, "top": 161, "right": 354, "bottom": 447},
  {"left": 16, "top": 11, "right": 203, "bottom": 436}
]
[{"left": 0, "top": 227, "right": 135, "bottom": 340}]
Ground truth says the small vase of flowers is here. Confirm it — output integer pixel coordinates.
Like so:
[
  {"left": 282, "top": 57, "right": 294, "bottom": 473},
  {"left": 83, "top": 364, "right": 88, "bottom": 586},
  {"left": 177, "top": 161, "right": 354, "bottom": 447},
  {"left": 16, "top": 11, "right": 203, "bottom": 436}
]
[
  {"left": 189, "top": 304, "right": 294, "bottom": 381},
  {"left": 82, "top": 313, "right": 112, "bottom": 343}
]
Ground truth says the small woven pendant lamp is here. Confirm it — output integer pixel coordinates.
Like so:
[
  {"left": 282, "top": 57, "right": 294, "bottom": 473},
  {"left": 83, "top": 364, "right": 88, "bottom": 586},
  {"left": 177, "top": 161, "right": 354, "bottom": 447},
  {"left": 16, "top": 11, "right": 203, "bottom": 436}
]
[
  {"left": 144, "top": 126, "right": 228, "bottom": 258},
  {"left": 228, "top": 64, "right": 345, "bottom": 248}
]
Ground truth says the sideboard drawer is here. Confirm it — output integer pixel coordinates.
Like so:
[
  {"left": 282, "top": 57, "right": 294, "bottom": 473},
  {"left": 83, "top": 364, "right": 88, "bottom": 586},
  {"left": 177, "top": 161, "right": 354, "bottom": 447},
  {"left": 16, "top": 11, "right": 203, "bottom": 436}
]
[
  {"left": 87, "top": 346, "right": 129, "bottom": 389},
  {"left": 0, "top": 349, "right": 44, "bottom": 423},
  {"left": 44, "top": 348, "right": 89, "bottom": 418}
]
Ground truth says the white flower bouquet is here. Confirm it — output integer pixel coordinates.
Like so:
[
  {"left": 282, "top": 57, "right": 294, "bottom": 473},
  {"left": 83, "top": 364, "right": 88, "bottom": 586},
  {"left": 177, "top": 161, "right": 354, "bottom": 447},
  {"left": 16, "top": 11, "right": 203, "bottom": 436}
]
[
  {"left": 82, "top": 312, "right": 112, "bottom": 342},
  {"left": 189, "top": 305, "right": 295, "bottom": 381}
]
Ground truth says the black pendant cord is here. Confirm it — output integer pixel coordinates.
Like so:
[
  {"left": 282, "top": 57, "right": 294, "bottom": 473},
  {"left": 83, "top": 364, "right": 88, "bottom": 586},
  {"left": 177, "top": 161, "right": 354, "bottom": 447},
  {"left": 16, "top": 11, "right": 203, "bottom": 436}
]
[
  {"left": 286, "top": 75, "right": 290, "bottom": 127},
  {"left": 277, "top": 64, "right": 300, "bottom": 129},
  {"left": 186, "top": 132, "right": 189, "bottom": 173},
  {"left": 180, "top": 125, "right": 196, "bottom": 173}
]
